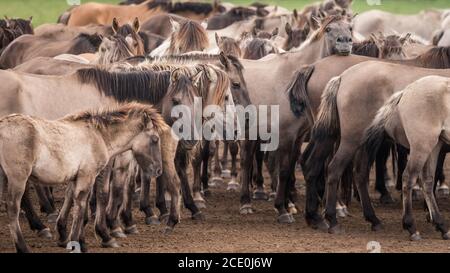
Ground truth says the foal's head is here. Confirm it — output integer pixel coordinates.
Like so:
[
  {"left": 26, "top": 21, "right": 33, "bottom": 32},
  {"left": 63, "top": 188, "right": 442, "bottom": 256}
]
[
  {"left": 284, "top": 22, "right": 310, "bottom": 51},
  {"left": 215, "top": 33, "right": 242, "bottom": 57},
  {"left": 5, "top": 16, "right": 34, "bottom": 35},
  {"left": 97, "top": 35, "right": 137, "bottom": 65},
  {"left": 169, "top": 20, "right": 209, "bottom": 54},
  {"left": 370, "top": 33, "right": 409, "bottom": 60},
  {"left": 310, "top": 14, "right": 353, "bottom": 56},
  {"left": 111, "top": 17, "right": 145, "bottom": 55}
]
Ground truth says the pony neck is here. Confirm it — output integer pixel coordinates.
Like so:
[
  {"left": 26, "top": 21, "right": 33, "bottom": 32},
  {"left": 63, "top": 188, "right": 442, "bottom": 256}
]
[
  {"left": 291, "top": 33, "right": 328, "bottom": 63},
  {"left": 98, "top": 120, "right": 142, "bottom": 158}
]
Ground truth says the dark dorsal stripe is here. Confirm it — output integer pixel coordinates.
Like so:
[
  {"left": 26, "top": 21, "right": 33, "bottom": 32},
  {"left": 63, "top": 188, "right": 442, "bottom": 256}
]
[{"left": 76, "top": 68, "right": 171, "bottom": 104}]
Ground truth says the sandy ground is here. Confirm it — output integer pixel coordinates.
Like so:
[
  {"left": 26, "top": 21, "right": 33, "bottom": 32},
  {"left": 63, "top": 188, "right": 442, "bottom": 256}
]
[{"left": 1, "top": 157, "right": 450, "bottom": 253}]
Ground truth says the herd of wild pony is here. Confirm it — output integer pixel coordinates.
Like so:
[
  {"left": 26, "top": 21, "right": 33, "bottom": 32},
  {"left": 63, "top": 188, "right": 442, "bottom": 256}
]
[{"left": 1, "top": 0, "right": 450, "bottom": 252}]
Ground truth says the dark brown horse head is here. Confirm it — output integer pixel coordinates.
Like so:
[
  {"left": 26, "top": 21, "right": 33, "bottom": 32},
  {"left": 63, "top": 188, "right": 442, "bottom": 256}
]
[
  {"left": 169, "top": 20, "right": 209, "bottom": 54},
  {"left": 6, "top": 16, "right": 34, "bottom": 35},
  {"left": 284, "top": 22, "right": 310, "bottom": 50},
  {"left": 215, "top": 33, "right": 242, "bottom": 57},
  {"left": 111, "top": 17, "right": 145, "bottom": 55}
]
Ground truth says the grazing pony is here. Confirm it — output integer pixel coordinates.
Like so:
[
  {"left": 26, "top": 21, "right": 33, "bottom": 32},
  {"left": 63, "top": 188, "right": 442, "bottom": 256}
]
[{"left": 0, "top": 103, "right": 167, "bottom": 252}]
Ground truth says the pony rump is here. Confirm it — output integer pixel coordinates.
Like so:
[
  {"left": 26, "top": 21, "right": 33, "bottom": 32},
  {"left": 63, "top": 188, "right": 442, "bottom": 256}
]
[
  {"left": 76, "top": 68, "right": 170, "bottom": 104},
  {"left": 287, "top": 65, "right": 315, "bottom": 126},
  {"left": 363, "top": 91, "right": 404, "bottom": 167},
  {"left": 66, "top": 102, "right": 168, "bottom": 133},
  {"left": 312, "top": 76, "right": 341, "bottom": 141}
]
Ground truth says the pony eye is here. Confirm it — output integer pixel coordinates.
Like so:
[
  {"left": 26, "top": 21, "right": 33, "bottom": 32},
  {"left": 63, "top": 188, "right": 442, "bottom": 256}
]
[
  {"left": 172, "top": 98, "right": 181, "bottom": 105},
  {"left": 326, "top": 27, "right": 331, "bottom": 33},
  {"left": 232, "top": 82, "right": 241, "bottom": 88}
]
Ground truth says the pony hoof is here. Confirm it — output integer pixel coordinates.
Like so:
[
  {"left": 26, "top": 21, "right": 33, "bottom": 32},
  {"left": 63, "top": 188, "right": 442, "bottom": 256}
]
[
  {"left": 277, "top": 213, "right": 295, "bottom": 224},
  {"left": 239, "top": 204, "right": 253, "bottom": 215},
  {"left": 125, "top": 225, "right": 139, "bottom": 235},
  {"left": 209, "top": 177, "right": 223, "bottom": 187},
  {"left": 47, "top": 212, "right": 59, "bottom": 223},
  {"left": 309, "top": 219, "right": 329, "bottom": 231},
  {"left": 328, "top": 225, "right": 343, "bottom": 234},
  {"left": 227, "top": 182, "right": 240, "bottom": 191},
  {"left": 371, "top": 223, "right": 383, "bottom": 232},
  {"left": 194, "top": 200, "right": 206, "bottom": 209},
  {"left": 145, "top": 216, "right": 161, "bottom": 225},
  {"left": 111, "top": 228, "right": 127, "bottom": 238},
  {"left": 102, "top": 239, "right": 120, "bottom": 248},
  {"left": 57, "top": 240, "right": 68, "bottom": 248},
  {"left": 203, "top": 189, "right": 211, "bottom": 197},
  {"left": 252, "top": 190, "right": 268, "bottom": 200},
  {"left": 288, "top": 202, "right": 298, "bottom": 215},
  {"left": 163, "top": 227, "right": 174, "bottom": 235},
  {"left": 442, "top": 232, "right": 450, "bottom": 240},
  {"left": 159, "top": 213, "right": 169, "bottom": 224},
  {"left": 410, "top": 232, "right": 421, "bottom": 241},
  {"left": 379, "top": 194, "right": 395, "bottom": 204},
  {"left": 337, "top": 208, "right": 347, "bottom": 218},
  {"left": 37, "top": 228, "right": 53, "bottom": 239},
  {"left": 438, "top": 187, "right": 449, "bottom": 197},
  {"left": 192, "top": 212, "right": 205, "bottom": 221},
  {"left": 221, "top": 169, "right": 231, "bottom": 178}
]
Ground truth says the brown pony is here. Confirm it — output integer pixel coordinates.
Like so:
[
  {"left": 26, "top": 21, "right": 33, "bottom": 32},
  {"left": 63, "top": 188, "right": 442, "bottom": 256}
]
[{"left": 63, "top": 0, "right": 224, "bottom": 27}]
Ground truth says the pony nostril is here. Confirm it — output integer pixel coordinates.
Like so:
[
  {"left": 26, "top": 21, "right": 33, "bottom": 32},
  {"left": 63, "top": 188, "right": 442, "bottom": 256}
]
[
  {"left": 348, "top": 38, "right": 353, "bottom": 43},
  {"left": 337, "top": 37, "right": 344, "bottom": 43}
]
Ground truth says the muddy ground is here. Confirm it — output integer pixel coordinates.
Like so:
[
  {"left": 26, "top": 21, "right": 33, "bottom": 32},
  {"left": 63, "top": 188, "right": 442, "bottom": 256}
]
[{"left": 1, "top": 155, "right": 450, "bottom": 253}]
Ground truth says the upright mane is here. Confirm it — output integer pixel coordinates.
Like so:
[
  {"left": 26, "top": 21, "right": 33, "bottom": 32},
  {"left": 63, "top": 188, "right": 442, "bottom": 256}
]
[
  {"left": 66, "top": 102, "right": 168, "bottom": 133},
  {"left": 76, "top": 68, "right": 171, "bottom": 104},
  {"left": 352, "top": 40, "right": 379, "bottom": 57}
]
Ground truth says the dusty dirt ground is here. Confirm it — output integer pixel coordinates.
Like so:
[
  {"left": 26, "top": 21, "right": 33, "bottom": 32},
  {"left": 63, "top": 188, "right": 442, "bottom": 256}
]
[{"left": 1, "top": 154, "right": 450, "bottom": 253}]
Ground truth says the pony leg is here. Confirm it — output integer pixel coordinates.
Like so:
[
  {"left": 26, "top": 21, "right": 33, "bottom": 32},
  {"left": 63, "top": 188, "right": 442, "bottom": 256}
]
[
  {"left": 164, "top": 167, "right": 182, "bottom": 232},
  {"left": 175, "top": 146, "right": 201, "bottom": 218},
  {"left": 4, "top": 170, "right": 30, "bottom": 253},
  {"left": 201, "top": 143, "right": 211, "bottom": 195},
  {"left": 227, "top": 141, "right": 240, "bottom": 191},
  {"left": 106, "top": 167, "right": 127, "bottom": 236},
  {"left": 419, "top": 142, "right": 450, "bottom": 239},
  {"left": 221, "top": 141, "right": 229, "bottom": 172},
  {"left": 396, "top": 145, "right": 408, "bottom": 191},
  {"left": 239, "top": 140, "right": 257, "bottom": 214},
  {"left": 57, "top": 183, "right": 74, "bottom": 247},
  {"left": 301, "top": 139, "right": 334, "bottom": 230},
  {"left": 192, "top": 144, "right": 206, "bottom": 209},
  {"left": 155, "top": 175, "right": 168, "bottom": 221},
  {"left": 265, "top": 151, "right": 279, "bottom": 200},
  {"left": 121, "top": 176, "right": 139, "bottom": 234},
  {"left": 35, "top": 184, "right": 56, "bottom": 217},
  {"left": 354, "top": 149, "right": 382, "bottom": 230},
  {"left": 436, "top": 147, "right": 449, "bottom": 196},
  {"left": 139, "top": 169, "right": 158, "bottom": 225},
  {"left": 402, "top": 152, "right": 428, "bottom": 241},
  {"left": 210, "top": 140, "right": 223, "bottom": 185},
  {"left": 21, "top": 183, "right": 52, "bottom": 239},
  {"left": 274, "top": 139, "right": 296, "bottom": 223},
  {"left": 93, "top": 167, "right": 119, "bottom": 248},
  {"left": 69, "top": 176, "right": 94, "bottom": 252},
  {"left": 252, "top": 147, "right": 267, "bottom": 200},
  {"left": 324, "top": 142, "right": 357, "bottom": 233},
  {"left": 375, "top": 142, "right": 395, "bottom": 204}
]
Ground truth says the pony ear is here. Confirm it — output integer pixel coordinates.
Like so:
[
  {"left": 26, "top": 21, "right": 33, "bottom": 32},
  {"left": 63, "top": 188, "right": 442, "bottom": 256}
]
[
  {"left": 432, "top": 29, "right": 444, "bottom": 46},
  {"left": 400, "top": 33, "right": 411, "bottom": 45},
  {"left": 28, "top": 16, "right": 33, "bottom": 23},
  {"left": 272, "top": 27, "right": 279, "bottom": 37},
  {"left": 170, "top": 69, "right": 180, "bottom": 83},
  {"left": 285, "top": 23, "right": 292, "bottom": 36},
  {"left": 170, "top": 19, "right": 180, "bottom": 33},
  {"left": 190, "top": 70, "right": 203, "bottom": 89},
  {"left": 132, "top": 17, "right": 140, "bottom": 33},
  {"left": 215, "top": 32, "right": 220, "bottom": 46},
  {"left": 112, "top": 18, "right": 119, "bottom": 34},
  {"left": 256, "top": 7, "right": 269, "bottom": 17},
  {"left": 201, "top": 20, "right": 208, "bottom": 29},
  {"left": 218, "top": 51, "right": 229, "bottom": 68},
  {"left": 311, "top": 16, "right": 321, "bottom": 27},
  {"left": 293, "top": 9, "right": 299, "bottom": 20}
]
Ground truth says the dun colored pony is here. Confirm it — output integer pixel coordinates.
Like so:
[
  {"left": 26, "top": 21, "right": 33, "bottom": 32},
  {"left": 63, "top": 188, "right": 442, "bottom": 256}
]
[
  {"left": 0, "top": 103, "right": 167, "bottom": 252},
  {"left": 363, "top": 76, "right": 450, "bottom": 241}
]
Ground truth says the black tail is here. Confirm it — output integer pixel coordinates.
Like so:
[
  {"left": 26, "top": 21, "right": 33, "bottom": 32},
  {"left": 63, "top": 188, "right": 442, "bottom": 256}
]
[{"left": 287, "top": 65, "right": 315, "bottom": 126}]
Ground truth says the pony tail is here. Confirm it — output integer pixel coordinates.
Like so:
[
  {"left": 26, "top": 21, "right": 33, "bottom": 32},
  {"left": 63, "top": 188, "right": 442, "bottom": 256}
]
[
  {"left": 287, "top": 65, "right": 315, "bottom": 126},
  {"left": 362, "top": 91, "right": 404, "bottom": 167},
  {"left": 312, "top": 76, "right": 341, "bottom": 141}
]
